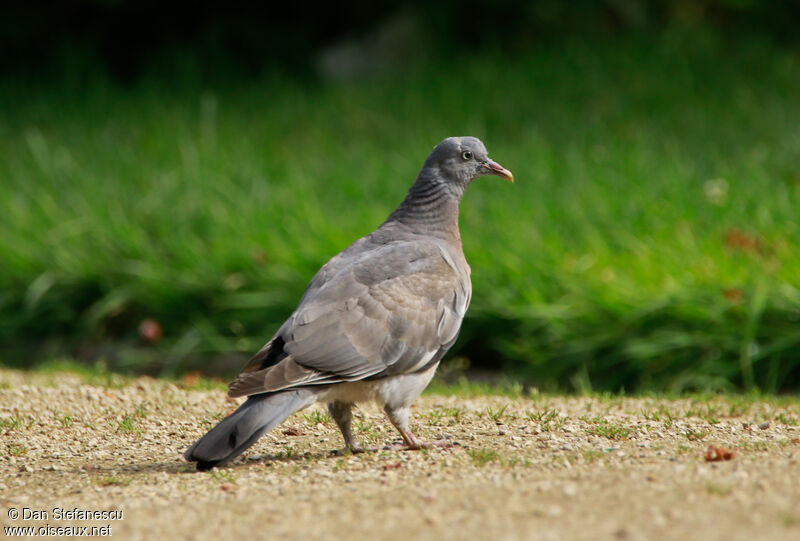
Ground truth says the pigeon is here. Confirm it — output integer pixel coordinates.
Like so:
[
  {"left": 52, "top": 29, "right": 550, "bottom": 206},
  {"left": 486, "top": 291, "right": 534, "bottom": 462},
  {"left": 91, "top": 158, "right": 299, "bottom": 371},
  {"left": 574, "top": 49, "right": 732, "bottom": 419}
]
[{"left": 184, "top": 136, "right": 513, "bottom": 470}]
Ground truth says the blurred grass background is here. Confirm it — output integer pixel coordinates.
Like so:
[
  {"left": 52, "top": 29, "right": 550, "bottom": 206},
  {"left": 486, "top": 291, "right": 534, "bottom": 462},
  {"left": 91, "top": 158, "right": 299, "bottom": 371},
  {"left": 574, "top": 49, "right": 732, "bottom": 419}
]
[{"left": 1, "top": 1, "right": 800, "bottom": 392}]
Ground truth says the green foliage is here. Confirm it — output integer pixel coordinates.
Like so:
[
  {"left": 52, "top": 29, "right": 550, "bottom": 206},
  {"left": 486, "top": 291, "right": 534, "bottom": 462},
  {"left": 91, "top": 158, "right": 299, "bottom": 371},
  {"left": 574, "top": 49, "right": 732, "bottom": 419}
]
[
  {"left": 426, "top": 376, "right": 524, "bottom": 398},
  {"left": 27, "top": 358, "right": 132, "bottom": 388},
  {"left": 2, "top": 35, "right": 800, "bottom": 391}
]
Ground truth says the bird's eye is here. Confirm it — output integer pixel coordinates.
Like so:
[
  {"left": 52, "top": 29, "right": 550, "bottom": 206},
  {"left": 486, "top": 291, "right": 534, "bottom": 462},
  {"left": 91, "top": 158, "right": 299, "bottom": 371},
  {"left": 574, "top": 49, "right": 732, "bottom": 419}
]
[{"left": 461, "top": 151, "right": 473, "bottom": 161}]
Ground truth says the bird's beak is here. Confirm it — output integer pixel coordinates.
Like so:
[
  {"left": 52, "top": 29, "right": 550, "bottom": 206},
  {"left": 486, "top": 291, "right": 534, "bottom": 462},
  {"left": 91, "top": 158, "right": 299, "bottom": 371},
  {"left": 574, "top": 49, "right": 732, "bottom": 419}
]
[{"left": 483, "top": 160, "right": 514, "bottom": 182}]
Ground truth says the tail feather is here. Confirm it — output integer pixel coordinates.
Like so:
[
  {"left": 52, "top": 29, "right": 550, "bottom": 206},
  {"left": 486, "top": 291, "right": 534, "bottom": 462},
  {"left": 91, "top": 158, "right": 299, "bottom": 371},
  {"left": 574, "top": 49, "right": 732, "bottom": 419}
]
[{"left": 184, "top": 389, "right": 319, "bottom": 470}]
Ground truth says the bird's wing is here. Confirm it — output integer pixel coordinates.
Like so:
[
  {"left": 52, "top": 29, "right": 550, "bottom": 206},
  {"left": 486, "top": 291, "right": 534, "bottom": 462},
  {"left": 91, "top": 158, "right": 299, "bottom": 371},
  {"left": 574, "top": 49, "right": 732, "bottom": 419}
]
[{"left": 228, "top": 240, "right": 470, "bottom": 398}]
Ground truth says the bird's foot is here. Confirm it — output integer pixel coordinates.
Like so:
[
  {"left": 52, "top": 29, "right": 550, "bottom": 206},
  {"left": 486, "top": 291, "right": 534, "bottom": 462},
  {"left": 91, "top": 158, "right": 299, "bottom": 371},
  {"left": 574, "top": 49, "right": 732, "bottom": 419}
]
[
  {"left": 408, "top": 438, "right": 455, "bottom": 451},
  {"left": 384, "top": 438, "right": 454, "bottom": 451},
  {"left": 330, "top": 444, "right": 365, "bottom": 456}
]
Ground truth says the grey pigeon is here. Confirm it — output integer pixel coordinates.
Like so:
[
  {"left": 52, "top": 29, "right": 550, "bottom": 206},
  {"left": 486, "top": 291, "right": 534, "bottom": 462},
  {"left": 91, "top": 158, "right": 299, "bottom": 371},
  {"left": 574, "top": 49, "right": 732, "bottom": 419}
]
[{"left": 185, "top": 136, "right": 513, "bottom": 470}]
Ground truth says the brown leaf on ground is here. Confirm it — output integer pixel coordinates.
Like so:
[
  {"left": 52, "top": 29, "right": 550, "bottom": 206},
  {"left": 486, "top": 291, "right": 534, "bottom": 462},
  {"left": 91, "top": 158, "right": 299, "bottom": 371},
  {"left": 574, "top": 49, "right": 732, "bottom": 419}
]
[
  {"left": 704, "top": 445, "right": 737, "bottom": 462},
  {"left": 382, "top": 462, "right": 402, "bottom": 471},
  {"left": 724, "top": 228, "right": 765, "bottom": 256},
  {"left": 138, "top": 318, "right": 163, "bottom": 343},
  {"left": 282, "top": 427, "right": 304, "bottom": 436},
  {"left": 250, "top": 248, "right": 268, "bottom": 266},
  {"left": 181, "top": 372, "right": 201, "bottom": 387},
  {"left": 722, "top": 288, "right": 743, "bottom": 302}
]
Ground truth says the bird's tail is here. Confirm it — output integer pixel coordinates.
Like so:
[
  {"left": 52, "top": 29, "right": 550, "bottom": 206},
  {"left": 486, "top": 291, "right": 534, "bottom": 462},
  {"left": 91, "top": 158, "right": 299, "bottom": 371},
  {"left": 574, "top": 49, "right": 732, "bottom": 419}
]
[{"left": 184, "top": 389, "right": 319, "bottom": 470}]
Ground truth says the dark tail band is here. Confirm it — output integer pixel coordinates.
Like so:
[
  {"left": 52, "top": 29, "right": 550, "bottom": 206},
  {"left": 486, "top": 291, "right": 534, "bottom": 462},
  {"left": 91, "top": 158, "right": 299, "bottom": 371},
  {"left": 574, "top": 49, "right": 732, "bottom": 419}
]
[{"left": 184, "top": 389, "right": 318, "bottom": 470}]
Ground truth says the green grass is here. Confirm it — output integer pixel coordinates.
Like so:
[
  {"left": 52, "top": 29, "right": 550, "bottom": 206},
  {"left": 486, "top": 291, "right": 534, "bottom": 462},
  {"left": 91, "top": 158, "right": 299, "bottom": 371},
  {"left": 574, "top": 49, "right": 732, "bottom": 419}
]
[
  {"left": 2, "top": 33, "right": 800, "bottom": 391},
  {"left": 582, "top": 450, "right": 605, "bottom": 464},
  {"left": 705, "top": 483, "right": 733, "bottom": 496},
  {"left": 583, "top": 418, "right": 634, "bottom": 440},
  {"left": 115, "top": 415, "right": 141, "bottom": 434},
  {"left": 207, "top": 469, "right": 237, "bottom": 484},
  {"left": 0, "top": 415, "right": 24, "bottom": 431},
  {"left": 7, "top": 443, "right": 28, "bottom": 457},
  {"left": 302, "top": 410, "right": 331, "bottom": 426},
  {"left": 526, "top": 408, "right": 566, "bottom": 431},
  {"left": 485, "top": 405, "right": 509, "bottom": 422},
  {"left": 467, "top": 448, "right": 503, "bottom": 467},
  {"left": 426, "top": 407, "right": 464, "bottom": 426},
  {"left": 96, "top": 475, "right": 132, "bottom": 487},
  {"left": 684, "top": 428, "right": 712, "bottom": 441},
  {"left": 426, "top": 375, "right": 525, "bottom": 398}
]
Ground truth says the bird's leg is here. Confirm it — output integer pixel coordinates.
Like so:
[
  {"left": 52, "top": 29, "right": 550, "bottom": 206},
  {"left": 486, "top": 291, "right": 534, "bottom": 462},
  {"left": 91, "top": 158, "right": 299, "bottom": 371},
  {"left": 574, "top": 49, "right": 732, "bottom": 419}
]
[
  {"left": 328, "top": 401, "right": 363, "bottom": 454},
  {"left": 383, "top": 404, "right": 451, "bottom": 451},
  {"left": 383, "top": 405, "right": 422, "bottom": 448}
]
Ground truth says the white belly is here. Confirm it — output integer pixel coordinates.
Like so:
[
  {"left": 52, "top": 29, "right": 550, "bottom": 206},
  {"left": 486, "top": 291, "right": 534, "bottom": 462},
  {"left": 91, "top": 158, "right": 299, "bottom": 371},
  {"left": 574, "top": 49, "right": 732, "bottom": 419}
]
[{"left": 317, "top": 364, "right": 438, "bottom": 409}]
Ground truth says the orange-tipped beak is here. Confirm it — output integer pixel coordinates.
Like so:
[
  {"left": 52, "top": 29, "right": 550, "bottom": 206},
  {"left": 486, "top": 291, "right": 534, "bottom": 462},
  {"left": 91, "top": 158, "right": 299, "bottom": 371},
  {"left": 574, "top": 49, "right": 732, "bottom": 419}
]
[{"left": 484, "top": 161, "right": 514, "bottom": 182}]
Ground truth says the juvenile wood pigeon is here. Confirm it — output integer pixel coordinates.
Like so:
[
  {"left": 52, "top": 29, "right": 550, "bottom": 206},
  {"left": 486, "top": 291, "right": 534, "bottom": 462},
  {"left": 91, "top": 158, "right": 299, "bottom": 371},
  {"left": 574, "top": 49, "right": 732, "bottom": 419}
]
[{"left": 185, "top": 136, "right": 513, "bottom": 470}]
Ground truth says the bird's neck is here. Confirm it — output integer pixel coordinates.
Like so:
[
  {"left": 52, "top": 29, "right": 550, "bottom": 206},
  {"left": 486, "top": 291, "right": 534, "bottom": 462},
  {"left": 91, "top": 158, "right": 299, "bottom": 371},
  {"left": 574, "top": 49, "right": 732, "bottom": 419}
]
[{"left": 384, "top": 170, "right": 464, "bottom": 243}]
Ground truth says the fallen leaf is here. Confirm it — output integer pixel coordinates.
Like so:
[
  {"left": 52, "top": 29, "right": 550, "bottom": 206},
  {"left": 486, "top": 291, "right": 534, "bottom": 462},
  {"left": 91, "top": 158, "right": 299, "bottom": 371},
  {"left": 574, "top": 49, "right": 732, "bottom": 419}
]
[
  {"left": 722, "top": 288, "right": 743, "bottom": 302},
  {"left": 724, "top": 228, "right": 765, "bottom": 256},
  {"left": 138, "top": 318, "right": 163, "bottom": 343},
  {"left": 181, "top": 372, "right": 203, "bottom": 388},
  {"left": 382, "top": 462, "right": 402, "bottom": 471},
  {"left": 220, "top": 484, "right": 238, "bottom": 492},
  {"left": 282, "top": 427, "right": 304, "bottom": 436},
  {"left": 704, "top": 445, "right": 736, "bottom": 462},
  {"left": 250, "top": 248, "right": 268, "bottom": 266}
]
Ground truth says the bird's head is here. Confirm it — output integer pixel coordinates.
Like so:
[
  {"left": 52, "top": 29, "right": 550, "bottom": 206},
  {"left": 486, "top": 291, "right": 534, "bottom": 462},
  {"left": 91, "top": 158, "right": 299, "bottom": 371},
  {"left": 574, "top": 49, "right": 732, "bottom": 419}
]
[{"left": 424, "top": 136, "right": 513, "bottom": 186}]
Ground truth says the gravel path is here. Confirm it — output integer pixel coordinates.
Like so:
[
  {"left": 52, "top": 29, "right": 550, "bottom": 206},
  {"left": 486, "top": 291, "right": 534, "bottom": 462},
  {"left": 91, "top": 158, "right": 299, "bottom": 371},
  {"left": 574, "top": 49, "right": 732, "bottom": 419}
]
[{"left": 1, "top": 369, "right": 799, "bottom": 540}]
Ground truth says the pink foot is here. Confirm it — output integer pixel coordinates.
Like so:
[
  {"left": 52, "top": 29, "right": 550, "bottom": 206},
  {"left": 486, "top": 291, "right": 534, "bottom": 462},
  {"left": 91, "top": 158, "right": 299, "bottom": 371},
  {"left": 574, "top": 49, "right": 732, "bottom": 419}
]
[{"left": 384, "top": 437, "right": 454, "bottom": 451}]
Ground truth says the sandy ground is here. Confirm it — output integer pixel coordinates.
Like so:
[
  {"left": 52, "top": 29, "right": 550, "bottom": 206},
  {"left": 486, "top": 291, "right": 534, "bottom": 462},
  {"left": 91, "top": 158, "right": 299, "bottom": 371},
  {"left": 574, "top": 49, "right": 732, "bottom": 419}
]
[{"left": 1, "top": 368, "right": 799, "bottom": 541}]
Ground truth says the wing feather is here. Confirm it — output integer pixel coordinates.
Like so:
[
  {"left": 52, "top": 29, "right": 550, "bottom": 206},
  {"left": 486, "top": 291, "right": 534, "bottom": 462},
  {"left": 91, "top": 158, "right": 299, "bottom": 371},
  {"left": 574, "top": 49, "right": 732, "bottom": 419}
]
[{"left": 228, "top": 238, "right": 471, "bottom": 397}]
